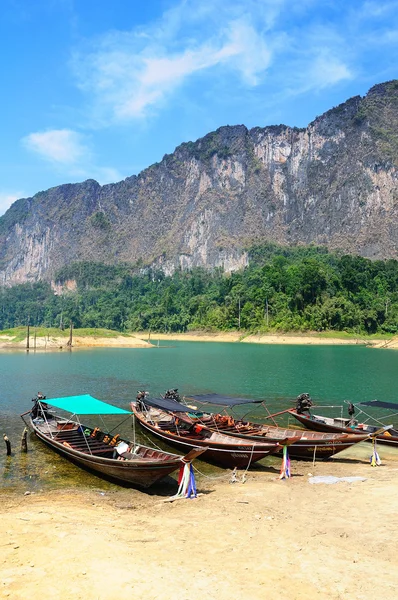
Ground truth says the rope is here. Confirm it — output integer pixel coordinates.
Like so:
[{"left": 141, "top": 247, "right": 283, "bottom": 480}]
[
  {"left": 138, "top": 429, "right": 165, "bottom": 451},
  {"left": 243, "top": 444, "right": 255, "bottom": 472},
  {"left": 138, "top": 427, "right": 234, "bottom": 480},
  {"left": 191, "top": 464, "right": 231, "bottom": 480}
]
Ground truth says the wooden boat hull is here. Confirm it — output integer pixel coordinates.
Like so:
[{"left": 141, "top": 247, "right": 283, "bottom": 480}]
[
  {"left": 132, "top": 407, "right": 282, "bottom": 468},
  {"left": 28, "top": 417, "right": 197, "bottom": 488},
  {"left": 174, "top": 414, "right": 371, "bottom": 460},
  {"left": 289, "top": 410, "right": 398, "bottom": 447},
  {"left": 227, "top": 432, "right": 370, "bottom": 459}
]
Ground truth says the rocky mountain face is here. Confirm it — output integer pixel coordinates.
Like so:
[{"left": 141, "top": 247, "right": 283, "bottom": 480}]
[{"left": 1, "top": 80, "right": 397, "bottom": 286}]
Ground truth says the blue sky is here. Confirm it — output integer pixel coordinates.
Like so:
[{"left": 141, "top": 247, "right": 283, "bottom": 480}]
[{"left": 0, "top": 0, "right": 397, "bottom": 216}]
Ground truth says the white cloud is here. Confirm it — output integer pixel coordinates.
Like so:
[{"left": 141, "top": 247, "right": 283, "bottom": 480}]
[
  {"left": 0, "top": 192, "right": 22, "bottom": 216},
  {"left": 22, "top": 129, "right": 89, "bottom": 165},
  {"left": 21, "top": 129, "right": 123, "bottom": 187},
  {"left": 308, "top": 54, "right": 352, "bottom": 89},
  {"left": 90, "top": 166, "right": 124, "bottom": 185},
  {"left": 71, "top": 3, "right": 277, "bottom": 123},
  {"left": 69, "top": 0, "right": 369, "bottom": 127},
  {"left": 359, "top": 1, "right": 398, "bottom": 18}
]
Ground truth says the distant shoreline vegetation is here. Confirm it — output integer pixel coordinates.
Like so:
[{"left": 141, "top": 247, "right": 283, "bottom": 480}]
[{"left": 1, "top": 243, "right": 398, "bottom": 336}]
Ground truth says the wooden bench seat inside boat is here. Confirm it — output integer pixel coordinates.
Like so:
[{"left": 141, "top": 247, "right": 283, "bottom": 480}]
[{"left": 52, "top": 429, "right": 117, "bottom": 456}]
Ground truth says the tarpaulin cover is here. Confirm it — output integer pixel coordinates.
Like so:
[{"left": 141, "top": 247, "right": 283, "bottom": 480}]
[
  {"left": 185, "top": 394, "right": 262, "bottom": 407},
  {"left": 359, "top": 400, "right": 398, "bottom": 411},
  {"left": 42, "top": 394, "right": 131, "bottom": 415},
  {"left": 142, "top": 397, "right": 201, "bottom": 413}
]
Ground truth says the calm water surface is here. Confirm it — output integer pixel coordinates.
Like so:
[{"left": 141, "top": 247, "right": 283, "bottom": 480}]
[{"left": 2, "top": 342, "right": 398, "bottom": 492}]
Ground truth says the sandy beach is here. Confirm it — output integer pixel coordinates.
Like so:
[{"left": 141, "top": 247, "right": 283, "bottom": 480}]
[
  {"left": 0, "top": 333, "right": 153, "bottom": 350},
  {"left": 1, "top": 330, "right": 396, "bottom": 350},
  {"left": 2, "top": 445, "right": 398, "bottom": 600},
  {"left": 143, "top": 331, "right": 391, "bottom": 347}
]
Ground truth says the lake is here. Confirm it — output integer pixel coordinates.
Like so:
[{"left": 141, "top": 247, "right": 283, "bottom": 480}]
[{"left": 1, "top": 342, "right": 398, "bottom": 493}]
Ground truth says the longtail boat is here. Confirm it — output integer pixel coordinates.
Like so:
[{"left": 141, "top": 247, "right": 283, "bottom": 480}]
[
  {"left": 131, "top": 398, "right": 294, "bottom": 468},
  {"left": 289, "top": 400, "right": 398, "bottom": 447},
  {"left": 144, "top": 394, "right": 383, "bottom": 460},
  {"left": 21, "top": 394, "right": 205, "bottom": 489}
]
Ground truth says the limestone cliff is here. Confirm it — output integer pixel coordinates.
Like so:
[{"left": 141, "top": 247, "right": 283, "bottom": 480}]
[{"left": 1, "top": 80, "right": 397, "bottom": 285}]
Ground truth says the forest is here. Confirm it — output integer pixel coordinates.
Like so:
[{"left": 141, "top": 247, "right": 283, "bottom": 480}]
[{"left": 1, "top": 243, "right": 398, "bottom": 335}]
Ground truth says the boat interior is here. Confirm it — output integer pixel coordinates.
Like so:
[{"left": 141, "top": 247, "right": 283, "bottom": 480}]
[
  {"left": 34, "top": 418, "right": 165, "bottom": 461},
  {"left": 195, "top": 415, "right": 344, "bottom": 441},
  {"left": 311, "top": 413, "right": 398, "bottom": 435}
]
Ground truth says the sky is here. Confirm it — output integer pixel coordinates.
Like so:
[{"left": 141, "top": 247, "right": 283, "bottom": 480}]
[{"left": 0, "top": 0, "right": 397, "bottom": 216}]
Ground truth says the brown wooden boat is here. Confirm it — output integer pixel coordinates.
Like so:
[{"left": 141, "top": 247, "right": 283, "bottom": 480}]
[
  {"left": 140, "top": 394, "right": 378, "bottom": 460},
  {"left": 21, "top": 395, "right": 205, "bottom": 489},
  {"left": 289, "top": 407, "right": 398, "bottom": 447},
  {"left": 131, "top": 401, "right": 292, "bottom": 468},
  {"left": 195, "top": 414, "right": 376, "bottom": 459}
]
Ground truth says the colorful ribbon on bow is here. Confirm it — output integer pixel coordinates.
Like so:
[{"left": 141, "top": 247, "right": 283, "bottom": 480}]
[
  {"left": 279, "top": 445, "right": 291, "bottom": 479},
  {"left": 168, "top": 461, "right": 198, "bottom": 500},
  {"left": 370, "top": 438, "right": 381, "bottom": 467}
]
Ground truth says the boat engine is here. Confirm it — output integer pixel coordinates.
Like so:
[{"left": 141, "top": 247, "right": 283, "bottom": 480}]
[
  {"left": 136, "top": 390, "right": 148, "bottom": 411},
  {"left": 31, "top": 393, "right": 49, "bottom": 419},
  {"left": 296, "top": 393, "right": 313, "bottom": 414},
  {"left": 164, "top": 388, "right": 181, "bottom": 402},
  {"left": 347, "top": 402, "right": 355, "bottom": 417}
]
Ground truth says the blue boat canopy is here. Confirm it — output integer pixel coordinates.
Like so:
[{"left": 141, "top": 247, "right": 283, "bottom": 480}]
[
  {"left": 142, "top": 396, "right": 201, "bottom": 413},
  {"left": 185, "top": 394, "right": 263, "bottom": 407},
  {"left": 42, "top": 394, "right": 131, "bottom": 415}
]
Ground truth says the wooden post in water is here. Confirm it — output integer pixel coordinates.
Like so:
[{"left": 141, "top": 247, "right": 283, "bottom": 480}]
[
  {"left": 3, "top": 434, "right": 11, "bottom": 456},
  {"left": 34, "top": 327, "right": 37, "bottom": 350},
  {"left": 67, "top": 320, "right": 73, "bottom": 348},
  {"left": 21, "top": 428, "right": 28, "bottom": 452},
  {"left": 26, "top": 323, "right": 30, "bottom": 351}
]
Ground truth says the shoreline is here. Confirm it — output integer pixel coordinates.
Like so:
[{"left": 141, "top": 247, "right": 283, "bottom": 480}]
[
  {"left": 1, "top": 330, "right": 397, "bottom": 349},
  {"left": 137, "top": 330, "right": 398, "bottom": 349},
  {"left": 142, "top": 331, "right": 387, "bottom": 346}
]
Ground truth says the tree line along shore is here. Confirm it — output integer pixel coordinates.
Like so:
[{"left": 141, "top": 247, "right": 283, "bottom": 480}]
[{"left": 2, "top": 243, "right": 398, "bottom": 338}]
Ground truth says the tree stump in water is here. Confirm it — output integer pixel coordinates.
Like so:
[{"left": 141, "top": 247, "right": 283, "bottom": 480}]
[
  {"left": 21, "top": 428, "right": 28, "bottom": 452},
  {"left": 3, "top": 434, "right": 11, "bottom": 456}
]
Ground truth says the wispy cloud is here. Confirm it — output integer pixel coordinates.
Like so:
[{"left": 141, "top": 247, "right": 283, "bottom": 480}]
[
  {"left": 21, "top": 129, "right": 123, "bottom": 186},
  {"left": 358, "top": 0, "right": 398, "bottom": 18},
  {"left": 298, "top": 52, "right": 353, "bottom": 93},
  {"left": 90, "top": 166, "right": 123, "bottom": 186},
  {"left": 71, "top": 1, "right": 281, "bottom": 123},
  {"left": 0, "top": 192, "right": 23, "bottom": 216},
  {"left": 70, "top": 0, "right": 384, "bottom": 127},
  {"left": 22, "top": 129, "right": 89, "bottom": 165}
]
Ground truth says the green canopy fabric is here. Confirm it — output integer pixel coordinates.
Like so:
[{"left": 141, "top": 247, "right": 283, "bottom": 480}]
[{"left": 42, "top": 394, "right": 131, "bottom": 415}]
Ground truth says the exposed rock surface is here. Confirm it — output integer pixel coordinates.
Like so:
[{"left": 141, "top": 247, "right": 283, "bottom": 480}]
[{"left": 1, "top": 80, "right": 397, "bottom": 285}]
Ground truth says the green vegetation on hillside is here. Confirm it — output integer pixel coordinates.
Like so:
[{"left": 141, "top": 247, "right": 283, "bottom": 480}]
[{"left": 1, "top": 244, "right": 398, "bottom": 335}]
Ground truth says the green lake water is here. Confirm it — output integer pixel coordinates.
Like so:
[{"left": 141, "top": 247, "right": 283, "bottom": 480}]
[{"left": 1, "top": 341, "right": 398, "bottom": 493}]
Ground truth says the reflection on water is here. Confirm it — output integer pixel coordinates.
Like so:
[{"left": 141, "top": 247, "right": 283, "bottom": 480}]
[{"left": 2, "top": 342, "right": 398, "bottom": 494}]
